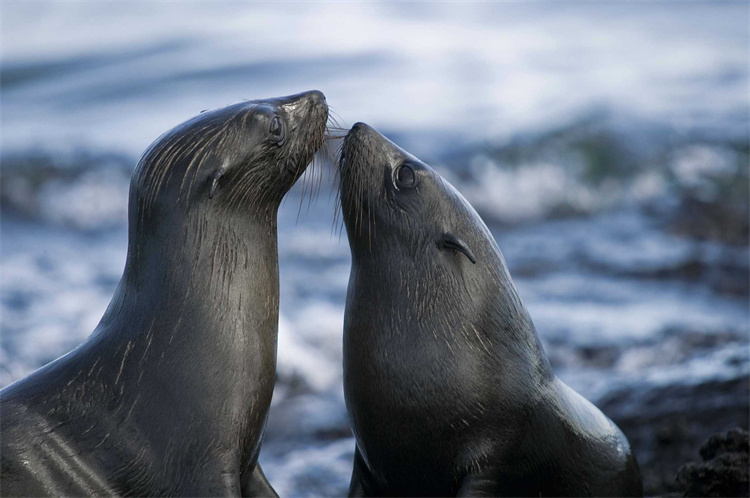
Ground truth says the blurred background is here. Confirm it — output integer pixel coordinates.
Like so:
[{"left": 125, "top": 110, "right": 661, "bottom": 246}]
[{"left": 1, "top": 2, "right": 748, "bottom": 495}]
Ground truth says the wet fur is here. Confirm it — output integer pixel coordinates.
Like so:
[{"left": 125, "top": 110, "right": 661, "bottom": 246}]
[
  {"left": 338, "top": 123, "right": 643, "bottom": 497},
  {"left": 0, "top": 92, "right": 328, "bottom": 497}
]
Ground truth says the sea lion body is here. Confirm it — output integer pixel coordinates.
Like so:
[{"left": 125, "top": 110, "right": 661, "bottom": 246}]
[
  {"left": 0, "top": 91, "right": 328, "bottom": 496},
  {"left": 338, "top": 123, "right": 642, "bottom": 497}
]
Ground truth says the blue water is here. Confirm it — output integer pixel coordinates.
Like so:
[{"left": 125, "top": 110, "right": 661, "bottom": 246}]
[
  {"left": 2, "top": 2, "right": 748, "bottom": 156},
  {"left": 1, "top": 3, "right": 748, "bottom": 496}
]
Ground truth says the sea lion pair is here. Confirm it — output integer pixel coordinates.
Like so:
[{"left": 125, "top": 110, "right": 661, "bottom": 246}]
[{"left": 0, "top": 92, "right": 642, "bottom": 497}]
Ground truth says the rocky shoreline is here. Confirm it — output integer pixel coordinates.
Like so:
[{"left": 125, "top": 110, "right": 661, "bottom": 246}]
[
  {"left": 677, "top": 428, "right": 749, "bottom": 497},
  {"left": 602, "top": 375, "right": 749, "bottom": 495}
]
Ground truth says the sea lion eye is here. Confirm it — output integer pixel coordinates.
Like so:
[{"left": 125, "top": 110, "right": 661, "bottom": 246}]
[
  {"left": 395, "top": 164, "right": 416, "bottom": 189},
  {"left": 270, "top": 116, "right": 284, "bottom": 142}
]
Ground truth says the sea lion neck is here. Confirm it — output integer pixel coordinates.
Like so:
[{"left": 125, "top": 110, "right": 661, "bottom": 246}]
[
  {"left": 348, "top": 230, "right": 552, "bottom": 383},
  {"left": 112, "top": 207, "right": 279, "bottom": 332},
  {"left": 76, "top": 207, "right": 279, "bottom": 458}
]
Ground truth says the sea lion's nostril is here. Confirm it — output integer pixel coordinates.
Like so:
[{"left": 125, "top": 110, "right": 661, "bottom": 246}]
[{"left": 308, "top": 90, "right": 326, "bottom": 106}]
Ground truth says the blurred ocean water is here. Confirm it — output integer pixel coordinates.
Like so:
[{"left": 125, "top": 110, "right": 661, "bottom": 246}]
[
  {"left": 1, "top": 3, "right": 748, "bottom": 496},
  {"left": 3, "top": 2, "right": 748, "bottom": 156}
]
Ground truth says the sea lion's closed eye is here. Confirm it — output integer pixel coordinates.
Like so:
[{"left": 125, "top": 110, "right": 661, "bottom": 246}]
[
  {"left": 269, "top": 116, "right": 285, "bottom": 145},
  {"left": 208, "top": 169, "right": 224, "bottom": 199}
]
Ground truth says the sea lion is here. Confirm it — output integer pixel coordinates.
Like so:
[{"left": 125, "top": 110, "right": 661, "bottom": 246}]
[
  {"left": 0, "top": 91, "right": 328, "bottom": 496},
  {"left": 338, "top": 122, "right": 643, "bottom": 497}
]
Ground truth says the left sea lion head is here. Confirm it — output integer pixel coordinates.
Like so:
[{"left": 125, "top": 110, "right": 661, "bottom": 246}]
[{"left": 131, "top": 90, "right": 328, "bottom": 232}]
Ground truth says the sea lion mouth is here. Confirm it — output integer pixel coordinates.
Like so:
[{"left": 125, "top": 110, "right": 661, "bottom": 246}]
[
  {"left": 335, "top": 122, "right": 384, "bottom": 241},
  {"left": 278, "top": 90, "right": 329, "bottom": 182},
  {"left": 338, "top": 122, "right": 375, "bottom": 194}
]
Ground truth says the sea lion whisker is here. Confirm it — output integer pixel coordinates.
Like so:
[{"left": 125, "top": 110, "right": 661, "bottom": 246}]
[
  {"left": 308, "top": 128, "right": 326, "bottom": 208},
  {"left": 296, "top": 163, "right": 312, "bottom": 223},
  {"left": 308, "top": 151, "right": 324, "bottom": 208},
  {"left": 327, "top": 107, "right": 345, "bottom": 127}
]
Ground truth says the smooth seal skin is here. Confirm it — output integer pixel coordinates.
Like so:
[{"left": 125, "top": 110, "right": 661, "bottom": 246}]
[
  {"left": 338, "top": 123, "right": 643, "bottom": 497},
  {"left": 0, "top": 91, "right": 328, "bottom": 497}
]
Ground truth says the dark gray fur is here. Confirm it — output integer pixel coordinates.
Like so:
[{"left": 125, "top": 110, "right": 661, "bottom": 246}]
[
  {"left": 0, "top": 91, "right": 328, "bottom": 497},
  {"left": 338, "top": 122, "right": 643, "bottom": 497}
]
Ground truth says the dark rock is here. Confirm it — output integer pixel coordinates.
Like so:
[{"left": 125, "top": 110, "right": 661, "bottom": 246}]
[
  {"left": 599, "top": 375, "right": 749, "bottom": 496},
  {"left": 669, "top": 196, "right": 749, "bottom": 248},
  {"left": 676, "top": 428, "right": 749, "bottom": 497},
  {"left": 547, "top": 343, "right": 621, "bottom": 370}
]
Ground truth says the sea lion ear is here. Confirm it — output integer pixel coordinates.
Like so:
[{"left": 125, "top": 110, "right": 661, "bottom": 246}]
[
  {"left": 208, "top": 169, "right": 223, "bottom": 199},
  {"left": 438, "top": 233, "right": 476, "bottom": 264}
]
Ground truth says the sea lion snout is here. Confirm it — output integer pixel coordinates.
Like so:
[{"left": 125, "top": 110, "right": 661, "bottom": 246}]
[
  {"left": 274, "top": 91, "right": 328, "bottom": 155},
  {"left": 337, "top": 122, "right": 390, "bottom": 233},
  {"left": 275, "top": 90, "right": 328, "bottom": 128},
  {"left": 302, "top": 89, "right": 326, "bottom": 107},
  {"left": 349, "top": 121, "right": 374, "bottom": 135},
  {"left": 276, "top": 89, "right": 326, "bottom": 107},
  {"left": 343, "top": 122, "right": 381, "bottom": 153},
  {"left": 340, "top": 122, "right": 397, "bottom": 178}
]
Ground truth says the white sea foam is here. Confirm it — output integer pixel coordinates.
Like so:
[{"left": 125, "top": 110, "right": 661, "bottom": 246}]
[
  {"left": 276, "top": 304, "right": 344, "bottom": 395},
  {"left": 260, "top": 438, "right": 355, "bottom": 497},
  {"left": 37, "top": 168, "right": 130, "bottom": 230}
]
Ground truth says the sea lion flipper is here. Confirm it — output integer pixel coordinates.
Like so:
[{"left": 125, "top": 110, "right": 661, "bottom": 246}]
[
  {"left": 347, "top": 447, "right": 377, "bottom": 497},
  {"left": 438, "top": 233, "right": 476, "bottom": 264},
  {"left": 240, "top": 463, "right": 278, "bottom": 497}
]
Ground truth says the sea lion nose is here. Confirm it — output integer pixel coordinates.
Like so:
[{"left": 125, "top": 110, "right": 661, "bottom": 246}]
[
  {"left": 350, "top": 122, "right": 374, "bottom": 138},
  {"left": 281, "top": 90, "right": 326, "bottom": 109},
  {"left": 275, "top": 90, "right": 327, "bottom": 112},
  {"left": 305, "top": 90, "right": 326, "bottom": 107}
]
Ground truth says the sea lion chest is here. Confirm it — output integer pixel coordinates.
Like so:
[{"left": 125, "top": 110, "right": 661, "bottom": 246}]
[{"left": 343, "top": 291, "right": 504, "bottom": 491}]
